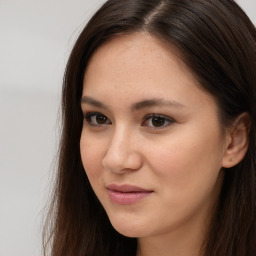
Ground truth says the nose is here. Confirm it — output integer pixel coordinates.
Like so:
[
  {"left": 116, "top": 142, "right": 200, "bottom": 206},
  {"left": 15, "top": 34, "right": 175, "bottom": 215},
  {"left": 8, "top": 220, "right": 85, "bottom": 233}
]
[{"left": 102, "top": 127, "right": 143, "bottom": 174}]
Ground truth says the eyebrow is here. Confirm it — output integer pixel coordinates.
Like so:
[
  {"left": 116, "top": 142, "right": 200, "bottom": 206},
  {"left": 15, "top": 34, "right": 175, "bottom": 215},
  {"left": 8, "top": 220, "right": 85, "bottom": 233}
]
[
  {"left": 81, "top": 96, "right": 108, "bottom": 109},
  {"left": 131, "top": 98, "right": 185, "bottom": 111},
  {"left": 81, "top": 96, "right": 185, "bottom": 111}
]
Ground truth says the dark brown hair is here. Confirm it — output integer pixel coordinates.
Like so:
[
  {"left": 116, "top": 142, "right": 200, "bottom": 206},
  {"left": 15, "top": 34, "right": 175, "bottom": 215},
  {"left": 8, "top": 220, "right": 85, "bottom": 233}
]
[{"left": 43, "top": 0, "right": 256, "bottom": 255}]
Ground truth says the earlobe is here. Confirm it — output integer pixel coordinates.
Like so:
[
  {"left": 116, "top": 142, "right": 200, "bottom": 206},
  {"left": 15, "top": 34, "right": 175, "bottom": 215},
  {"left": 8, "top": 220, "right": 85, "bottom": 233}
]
[{"left": 222, "top": 112, "right": 250, "bottom": 168}]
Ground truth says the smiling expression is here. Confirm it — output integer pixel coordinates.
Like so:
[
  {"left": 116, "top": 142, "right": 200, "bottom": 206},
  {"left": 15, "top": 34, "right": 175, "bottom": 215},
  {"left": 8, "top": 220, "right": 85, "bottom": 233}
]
[{"left": 80, "top": 33, "right": 228, "bottom": 240}]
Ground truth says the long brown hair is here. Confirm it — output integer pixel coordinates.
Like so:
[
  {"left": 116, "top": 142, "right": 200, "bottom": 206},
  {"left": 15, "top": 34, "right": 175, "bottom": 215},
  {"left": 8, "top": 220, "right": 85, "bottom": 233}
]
[{"left": 43, "top": 0, "right": 256, "bottom": 255}]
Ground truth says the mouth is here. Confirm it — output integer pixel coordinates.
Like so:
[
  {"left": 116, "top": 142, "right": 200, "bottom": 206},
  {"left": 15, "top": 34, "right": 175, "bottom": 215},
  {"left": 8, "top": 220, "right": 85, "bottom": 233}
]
[{"left": 106, "top": 184, "right": 153, "bottom": 205}]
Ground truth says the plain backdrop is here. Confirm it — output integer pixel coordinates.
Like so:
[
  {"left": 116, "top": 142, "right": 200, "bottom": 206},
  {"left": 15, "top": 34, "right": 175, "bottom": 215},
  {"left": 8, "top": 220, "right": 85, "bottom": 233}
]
[{"left": 0, "top": 1, "right": 255, "bottom": 256}]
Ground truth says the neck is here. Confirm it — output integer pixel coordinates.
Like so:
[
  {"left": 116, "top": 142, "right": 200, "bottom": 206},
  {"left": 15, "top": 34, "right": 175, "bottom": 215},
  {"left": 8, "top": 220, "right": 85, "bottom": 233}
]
[
  {"left": 136, "top": 226, "right": 204, "bottom": 256},
  {"left": 136, "top": 208, "right": 211, "bottom": 256}
]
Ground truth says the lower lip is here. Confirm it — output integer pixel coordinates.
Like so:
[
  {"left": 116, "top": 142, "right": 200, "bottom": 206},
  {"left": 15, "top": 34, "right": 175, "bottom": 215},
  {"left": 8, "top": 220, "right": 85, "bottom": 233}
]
[{"left": 107, "top": 189, "right": 152, "bottom": 205}]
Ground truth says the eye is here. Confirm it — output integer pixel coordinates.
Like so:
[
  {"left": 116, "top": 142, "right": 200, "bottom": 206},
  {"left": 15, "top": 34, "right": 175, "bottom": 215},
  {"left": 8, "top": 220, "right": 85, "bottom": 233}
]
[
  {"left": 142, "top": 114, "right": 174, "bottom": 128},
  {"left": 83, "top": 112, "right": 111, "bottom": 126}
]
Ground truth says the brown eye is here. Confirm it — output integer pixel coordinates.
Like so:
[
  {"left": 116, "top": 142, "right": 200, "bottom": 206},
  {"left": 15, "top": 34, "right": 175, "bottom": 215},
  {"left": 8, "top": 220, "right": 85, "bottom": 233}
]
[
  {"left": 151, "top": 117, "right": 165, "bottom": 127},
  {"left": 142, "top": 114, "right": 174, "bottom": 128},
  {"left": 96, "top": 115, "right": 108, "bottom": 124},
  {"left": 84, "top": 112, "right": 111, "bottom": 126}
]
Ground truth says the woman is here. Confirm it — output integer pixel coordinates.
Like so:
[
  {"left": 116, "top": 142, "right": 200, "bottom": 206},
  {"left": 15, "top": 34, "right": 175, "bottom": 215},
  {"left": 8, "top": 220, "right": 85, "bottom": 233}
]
[{"left": 43, "top": 0, "right": 256, "bottom": 255}]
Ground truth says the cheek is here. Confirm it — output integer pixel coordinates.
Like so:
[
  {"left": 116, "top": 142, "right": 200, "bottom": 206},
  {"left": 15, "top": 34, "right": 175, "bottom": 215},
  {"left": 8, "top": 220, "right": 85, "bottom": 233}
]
[
  {"left": 160, "top": 121, "right": 222, "bottom": 169},
  {"left": 80, "top": 131, "right": 105, "bottom": 180},
  {"left": 145, "top": 140, "right": 223, "bottom": 230},
  {"left": 146, "top": 138, "right": 220, "bottom": 174},
  {"left": 145, "top": 126, "right": 224, "bottom": 198}
]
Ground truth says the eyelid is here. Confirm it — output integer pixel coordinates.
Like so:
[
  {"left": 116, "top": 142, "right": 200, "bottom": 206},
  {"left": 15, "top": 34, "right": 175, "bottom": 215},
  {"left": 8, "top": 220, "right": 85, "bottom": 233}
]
[
  {"left": 142, "top": 114, "right": 174, "bottom": 128},
  {"left": 83, "top": 111, "right": 174, "bottom": 129},
  {"left": 83, "top": 111, "right": 111, "bottom": 126}
]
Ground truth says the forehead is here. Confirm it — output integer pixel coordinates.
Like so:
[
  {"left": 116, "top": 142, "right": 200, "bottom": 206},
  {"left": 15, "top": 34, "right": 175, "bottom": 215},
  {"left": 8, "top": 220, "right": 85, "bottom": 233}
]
[
  {"left": 84, "top": 32, "right": 194, "bottom": 86},
  {"left": 82, "top": 32, "right": 216, "bottom": 112}
]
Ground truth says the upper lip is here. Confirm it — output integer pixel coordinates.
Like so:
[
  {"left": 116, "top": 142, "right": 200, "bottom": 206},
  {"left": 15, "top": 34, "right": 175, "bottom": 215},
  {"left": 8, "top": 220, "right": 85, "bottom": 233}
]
[{"left": 106, "top": 184, "right": 153, "bottom": 193}]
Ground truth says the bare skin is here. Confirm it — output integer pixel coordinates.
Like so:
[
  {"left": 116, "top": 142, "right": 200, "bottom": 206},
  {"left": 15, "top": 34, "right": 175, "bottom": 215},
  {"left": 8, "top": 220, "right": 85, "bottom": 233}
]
[{"left": 80, "top": 32, "right": 249, "bottom": 256}]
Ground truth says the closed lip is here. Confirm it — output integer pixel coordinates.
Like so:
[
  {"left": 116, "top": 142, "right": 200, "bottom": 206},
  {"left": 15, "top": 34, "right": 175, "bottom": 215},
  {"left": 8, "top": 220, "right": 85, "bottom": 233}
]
[
  {"left": 106, "top": 184, "right": 153, "bottom": 205},
  {"left": 106, "top": 184, "right": 153, "bottom": 193}
]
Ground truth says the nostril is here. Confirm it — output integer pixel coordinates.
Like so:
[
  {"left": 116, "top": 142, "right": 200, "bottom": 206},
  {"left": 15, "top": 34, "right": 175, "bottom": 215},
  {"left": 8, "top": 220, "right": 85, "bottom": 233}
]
[
  {"left": 102, "top": 151, "right": 126, "bottom": 173},
  {"left": 102, "top": 149, "right": 143, "bottom": 174}
]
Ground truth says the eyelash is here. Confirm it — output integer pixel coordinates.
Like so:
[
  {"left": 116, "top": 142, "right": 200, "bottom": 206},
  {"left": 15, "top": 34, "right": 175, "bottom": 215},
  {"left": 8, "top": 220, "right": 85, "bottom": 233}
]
[
  {"left": 83, "top": 112, "right": 174, "bottom": 128},
  {"left": 83, "top": 112, "right": 111, "bottom": 126},
  {"left": 142, "top": 114, "right": 174, "bottom": 128}
]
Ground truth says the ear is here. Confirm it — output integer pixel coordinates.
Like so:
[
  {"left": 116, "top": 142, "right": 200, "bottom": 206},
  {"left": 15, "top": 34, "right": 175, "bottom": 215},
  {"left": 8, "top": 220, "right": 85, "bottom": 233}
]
[{"left": 222, "top": 112, "right": 251, "bottom": 168}]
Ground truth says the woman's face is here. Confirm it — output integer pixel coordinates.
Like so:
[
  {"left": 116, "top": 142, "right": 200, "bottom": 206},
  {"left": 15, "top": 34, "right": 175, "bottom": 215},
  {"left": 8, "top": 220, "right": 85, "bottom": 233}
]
[{"left": 80, "top": 33, "right": 228, "bottom": 239}]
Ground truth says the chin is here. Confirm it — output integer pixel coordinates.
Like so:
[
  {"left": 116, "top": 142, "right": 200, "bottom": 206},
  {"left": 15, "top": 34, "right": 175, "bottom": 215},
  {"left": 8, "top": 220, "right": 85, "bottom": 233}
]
[
  {"left": 112, "top": 225, "right": 146, "bottom": 238},
  {"left": 108, "top": 214, "right": 151, "bottom": 238}
]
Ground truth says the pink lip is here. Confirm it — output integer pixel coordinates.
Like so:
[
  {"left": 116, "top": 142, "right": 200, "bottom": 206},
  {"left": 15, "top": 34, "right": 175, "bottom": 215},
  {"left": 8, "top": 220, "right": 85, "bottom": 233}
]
[{"left": 106, "top": 184, "right": 153, "bottom": 205}]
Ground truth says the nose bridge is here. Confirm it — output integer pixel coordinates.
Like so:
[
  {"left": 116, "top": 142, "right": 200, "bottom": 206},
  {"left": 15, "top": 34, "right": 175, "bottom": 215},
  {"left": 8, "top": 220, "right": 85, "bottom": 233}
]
[
  {"left": 110, "top": 124, "right": 129, "bottom": 153},
  {"left": 102, "top": 124, "right": 142, "bottom": 173}
]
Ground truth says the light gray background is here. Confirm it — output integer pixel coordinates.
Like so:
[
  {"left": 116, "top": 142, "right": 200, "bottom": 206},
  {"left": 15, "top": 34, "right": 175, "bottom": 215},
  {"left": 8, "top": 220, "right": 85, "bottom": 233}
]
[{"left": 0, "top": 1, "right": 255, "bottom": 256}]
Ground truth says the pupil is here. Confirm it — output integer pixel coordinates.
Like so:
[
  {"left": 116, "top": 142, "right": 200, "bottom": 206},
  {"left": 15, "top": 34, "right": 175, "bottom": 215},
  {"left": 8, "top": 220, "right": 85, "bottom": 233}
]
[
  {"left": 152, "top": 117, "right": 164, "bottom": 127},
  {"left": 96, "top": 115, "right": 106, "bottom": 124}
]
